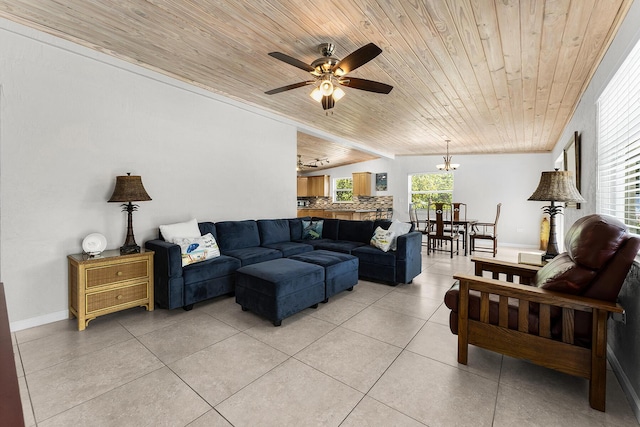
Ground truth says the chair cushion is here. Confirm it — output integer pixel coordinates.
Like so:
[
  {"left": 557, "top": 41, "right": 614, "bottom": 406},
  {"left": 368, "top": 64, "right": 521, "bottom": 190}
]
[
  {"left": 337, "top": 220, "right": 375, "bottom": 244},
  {"left": 535, "top": 214, "right": 630, "bottom": 294},
  {"left": 313, "top": 240, "right": 366, "bottom": 254},
  {"left": 321, "top": 219, "right": 340, "bottom": 240},
  {"left": 223, "top": 247, "right": 282, "bottom": 266},
  {"left": 198, "top": 222, "right": 218, "bottom": 241},
  {"left": 352, "top": 245, "right": 396, "bottom": 266},
  {"left": 216, "top": 220, "right": 261, "bottom": 251},
  {"left": 444, "top": 282, "right": 540, "bottom": 335},
  {"left": 534, "top": 253, "right": 597, "bottom": 294},
  {"left": 288, "top": 218, "right": 307, "bottom": 241},
  {"left": 564, "top": 214, "right": 628, "bottom": 270},
  {"left": 182, "top": 255, "right": 241, "bottom": 285},
  {"left": 262, "top": 241, "right": 314, "bottom": 257},
  {"left": 258, "top": 219, "right": 291, "bottom": 245}
]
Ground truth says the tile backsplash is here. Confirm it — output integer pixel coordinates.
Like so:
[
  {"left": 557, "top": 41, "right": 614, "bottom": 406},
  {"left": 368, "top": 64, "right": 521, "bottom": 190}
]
[{"left": 300, "top": 196, "right": 393, "bottom": 211}]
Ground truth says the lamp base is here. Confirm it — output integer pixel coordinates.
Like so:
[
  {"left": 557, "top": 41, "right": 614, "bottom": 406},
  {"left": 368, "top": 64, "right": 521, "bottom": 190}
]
[{"left": 120, "top": 244, "right": 140, "bottom": 255}]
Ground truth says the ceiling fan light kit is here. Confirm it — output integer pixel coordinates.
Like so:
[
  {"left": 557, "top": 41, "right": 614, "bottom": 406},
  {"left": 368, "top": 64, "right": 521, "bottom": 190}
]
[{"left": 266, "top": 42, "right": 393, "bottom": 111}]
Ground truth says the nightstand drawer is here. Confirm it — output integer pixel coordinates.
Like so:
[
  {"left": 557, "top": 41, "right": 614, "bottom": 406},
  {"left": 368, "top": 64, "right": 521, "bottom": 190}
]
[
  {"left": 86, "top": 260, "right": 148, "bottom": 288},
  {"left": 86, "top": 282, "right": 148, "bottom": 313}
]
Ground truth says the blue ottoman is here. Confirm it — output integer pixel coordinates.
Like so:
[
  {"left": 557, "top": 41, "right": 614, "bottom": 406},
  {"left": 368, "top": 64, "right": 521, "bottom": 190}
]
[
  {"left": 290, "top": 250, "right": 359, "bottom": 302},
  {"left": 235, "top": 258, "right": 325, "bottom": 326}
]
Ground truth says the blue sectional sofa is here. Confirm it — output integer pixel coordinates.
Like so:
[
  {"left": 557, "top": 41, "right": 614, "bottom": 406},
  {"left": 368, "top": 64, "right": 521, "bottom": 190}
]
[{"left": 145, "top": 217, "right": 422, "bottom": 310}]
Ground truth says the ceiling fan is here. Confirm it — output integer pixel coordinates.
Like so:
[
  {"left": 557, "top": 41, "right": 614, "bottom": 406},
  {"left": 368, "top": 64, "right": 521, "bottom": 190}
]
[
  {"left": 265, "top": 43, "right": 393, "bottom": 111},
  {"left": 296, "top": 155, "right": 329, "bottom": 170}
]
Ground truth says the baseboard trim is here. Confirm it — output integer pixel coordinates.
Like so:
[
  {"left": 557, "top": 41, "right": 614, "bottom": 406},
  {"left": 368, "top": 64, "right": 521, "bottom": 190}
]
[
  {"left": 608, "top": 345, "right": 640, "bottom": 423},
  {"left": 9, "top": 310, "right": 68, "bottom": 332}
]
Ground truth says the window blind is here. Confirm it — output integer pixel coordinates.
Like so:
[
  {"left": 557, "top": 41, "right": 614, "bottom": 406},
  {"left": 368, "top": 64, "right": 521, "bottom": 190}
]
[{"left": 597, "top": 38, "right": 640, "bottom": 234}]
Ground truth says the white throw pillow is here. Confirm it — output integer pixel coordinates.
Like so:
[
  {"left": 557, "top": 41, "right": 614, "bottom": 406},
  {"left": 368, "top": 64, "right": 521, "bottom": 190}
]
[
  {"left": 159, "top": 218, "right": 201, "bottom": 243},
  {"left": 387, "top": 220, "right": 412, "bottom": 250},
  {"left": 174, "top": 233, "right": 221, "bottom": 266},
  {"left": 370, "top": 226, "right": 395, "bottom": 252}
]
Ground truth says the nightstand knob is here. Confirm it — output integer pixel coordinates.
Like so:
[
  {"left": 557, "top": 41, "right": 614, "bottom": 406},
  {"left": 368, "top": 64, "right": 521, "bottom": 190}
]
[
  {"left": 116, "top": 294, "right": 123, "bottom": 300},
  {"left": 116, "top": 271, "right": 123, "bottom": 276}
]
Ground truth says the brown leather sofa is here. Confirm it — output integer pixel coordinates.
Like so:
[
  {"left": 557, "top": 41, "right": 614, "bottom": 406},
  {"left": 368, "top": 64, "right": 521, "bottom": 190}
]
[{"left": 444, "top": 214, "right": 640, "bottom": 411}]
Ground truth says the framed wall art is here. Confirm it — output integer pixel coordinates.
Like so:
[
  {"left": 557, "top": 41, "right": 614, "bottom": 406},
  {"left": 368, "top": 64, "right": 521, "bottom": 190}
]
[
  {"left": 563, "top": 131, "right": 582, "bottom": 209},
  {"left": 375, "top": 173, "right": 388, "bottom": 191}
]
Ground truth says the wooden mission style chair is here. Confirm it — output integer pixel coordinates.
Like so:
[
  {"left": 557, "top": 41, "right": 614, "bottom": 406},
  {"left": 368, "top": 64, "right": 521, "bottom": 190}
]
[
  {"left": 444, "top": 214, "right": 640, "bottom": 411},
  {"left": 409, "top": 204, "right": 428, "bottom": 247},
  {"left": 444, "top": 202, "right": 467, "bottom": 249},
  {"left": 427, "top": 201, "right": 459, "bottom": 258},
  {"left": 470, "top": 202, "right": 501, "bottom": 257}
]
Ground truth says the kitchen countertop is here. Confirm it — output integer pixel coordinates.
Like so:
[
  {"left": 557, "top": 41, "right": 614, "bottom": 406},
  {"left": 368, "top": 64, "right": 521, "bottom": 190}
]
[{"left": 323, "top": 209, "right": 378, "bottom": 212}]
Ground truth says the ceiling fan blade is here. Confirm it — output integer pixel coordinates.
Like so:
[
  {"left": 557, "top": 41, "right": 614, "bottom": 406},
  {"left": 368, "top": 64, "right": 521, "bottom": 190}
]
[
  {"left": 332, "top": 43, "right": 382, "bottom": 76},
  {"left": 265, "top": 81, "right": 315, "bottom": 95},
  {"left": 268, "top": 52, "right": 315, "bottom": 73},
  {"left": 338, "top": 77, "right": 393, "bottom": 94}
]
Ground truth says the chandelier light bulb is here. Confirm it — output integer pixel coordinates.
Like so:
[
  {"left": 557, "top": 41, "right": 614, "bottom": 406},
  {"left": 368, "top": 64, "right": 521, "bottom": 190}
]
[
  {"left": 333, "top": 87, "right": 345, "bottom": 101},
  {"left": 320, "top": 79, "right": 334, "bottom": 96},
  {"left": 310, "top": 87, "right": 323, "bottom": 102}
]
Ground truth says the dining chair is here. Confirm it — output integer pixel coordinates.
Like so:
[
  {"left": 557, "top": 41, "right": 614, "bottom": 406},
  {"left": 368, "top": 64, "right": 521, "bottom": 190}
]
[
  {"left": 409, "top": 204, "right": 428, "bottom": 246},
  {"left": 444, "top": 202, "right": 467, "bottom": 249},
  {"left": 470, "top": 202, "right": 501, "bottom": 257},
  {"left": 427, "top": 201, "right": 459, "bottom": 258}
]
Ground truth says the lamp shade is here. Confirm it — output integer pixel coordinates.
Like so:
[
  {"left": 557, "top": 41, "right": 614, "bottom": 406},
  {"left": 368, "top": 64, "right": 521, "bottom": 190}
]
[
  {"left": 528, "top": 170, "right": 585, "bottom": 203},
  {"left": 108, "top": 173, "right": 152, "bottom": 202}
]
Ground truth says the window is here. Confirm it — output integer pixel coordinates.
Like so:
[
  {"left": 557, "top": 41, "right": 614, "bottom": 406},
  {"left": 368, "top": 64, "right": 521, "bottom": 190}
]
[
  {"left": 409, "top": 173, "right": 454, "bottom": 208},
  {"left": 597, "top": 38, "right": 640, "bottom": 234},
  {"left": 334, "top": 177, "right": 353, "bottom": 202}
]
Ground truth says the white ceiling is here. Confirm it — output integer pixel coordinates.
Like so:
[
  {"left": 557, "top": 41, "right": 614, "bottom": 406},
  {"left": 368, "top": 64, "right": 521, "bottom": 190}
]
[{"left": 0, "top": 0, "right": 633, "bottom": 168}]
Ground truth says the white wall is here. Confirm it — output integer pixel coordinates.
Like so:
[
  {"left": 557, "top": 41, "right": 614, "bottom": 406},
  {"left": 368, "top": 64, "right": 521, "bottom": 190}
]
[
  {"left": 0, "top": 19, "right": 297, "bottom": 328},
  {"left": 306, "top": 152, "right": 551, "bottom": 247}
]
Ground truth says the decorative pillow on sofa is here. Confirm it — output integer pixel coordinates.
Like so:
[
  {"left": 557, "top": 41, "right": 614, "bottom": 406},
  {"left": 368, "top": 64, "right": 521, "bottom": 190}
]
[
  {"left": 387, "top": 220, "right": 412, "bottom": 250},
  {"left": 174, "top": 233, "right": 221, "bottom": 266},
  {"left": 302, "top": 220, "right": 324, "bottom": 240},
  {"left": 370, "top": 226, "right": 395, "bottom": 252},
  {"left": 159, "top": 218, "right": 201, "bottom": 243}
]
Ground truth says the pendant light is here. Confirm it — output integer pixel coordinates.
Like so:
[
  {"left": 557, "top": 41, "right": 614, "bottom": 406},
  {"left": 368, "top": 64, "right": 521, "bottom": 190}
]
[{"left": 436, "top": 140, "right": 460, "bottom": 171}]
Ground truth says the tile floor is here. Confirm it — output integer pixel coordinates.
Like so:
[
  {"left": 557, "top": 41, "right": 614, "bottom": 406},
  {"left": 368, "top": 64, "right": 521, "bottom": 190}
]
[{"left": 12, "top": 247, "right": 640, "bottom": 426}]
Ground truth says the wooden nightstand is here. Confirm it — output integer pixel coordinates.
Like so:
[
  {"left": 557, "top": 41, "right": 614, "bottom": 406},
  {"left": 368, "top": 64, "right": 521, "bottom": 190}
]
[{"left": 68, "top": 249, "right": 154, "bottom": 331}]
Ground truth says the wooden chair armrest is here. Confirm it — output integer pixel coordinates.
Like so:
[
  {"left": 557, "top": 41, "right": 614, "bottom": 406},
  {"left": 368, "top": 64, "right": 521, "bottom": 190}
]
[
  {"left": 453, "top": 273, "right": 624, "bottom": 314},
  {"left": 470, "top": 256, "right": 541, "bottom": 284}
]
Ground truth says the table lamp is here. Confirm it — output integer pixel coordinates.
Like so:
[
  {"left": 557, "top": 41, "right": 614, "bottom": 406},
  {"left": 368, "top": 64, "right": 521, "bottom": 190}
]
[
  {"left": 108, "top": 173, "right": 152, "bottom": 254},
  {"left": 528, "top": 169, "right": 585, "bottom": 259}
]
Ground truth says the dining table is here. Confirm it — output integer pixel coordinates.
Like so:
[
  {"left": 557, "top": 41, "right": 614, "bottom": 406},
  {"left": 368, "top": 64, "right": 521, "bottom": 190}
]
[{"left": 417, "top": 217, "right": 477, "bottom": 256}]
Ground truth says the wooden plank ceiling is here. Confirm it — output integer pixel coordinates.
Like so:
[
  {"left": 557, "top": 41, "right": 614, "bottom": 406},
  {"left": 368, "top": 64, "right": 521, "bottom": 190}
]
[{"left": 0, "top": 0, "right": 632, "bottom": 167}]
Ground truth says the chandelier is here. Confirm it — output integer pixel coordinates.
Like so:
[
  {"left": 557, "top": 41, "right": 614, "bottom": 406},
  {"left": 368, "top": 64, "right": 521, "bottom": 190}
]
[{"left": 436, "top": 140, "right": 460, "bottom": 171}]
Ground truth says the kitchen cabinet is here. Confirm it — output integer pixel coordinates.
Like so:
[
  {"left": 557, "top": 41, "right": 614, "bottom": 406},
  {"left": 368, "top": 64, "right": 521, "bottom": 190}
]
[
  {"left": 307, "top": 175, "right": 330, "bottom": 197},
  {"left": 297, "top": 209, "right": 326, "bottom": 218},
  {"left": 353, "top": 172, "right": 372, "bottom": 196},
  {"left": 328, "top": 210, "right": 377, "bottom": 220},
  {"left": 297, "top": 177, "right": 309, "bottom": 197},
  {"left": 331, "top": 211, "right": 353, "bottom": 220}
]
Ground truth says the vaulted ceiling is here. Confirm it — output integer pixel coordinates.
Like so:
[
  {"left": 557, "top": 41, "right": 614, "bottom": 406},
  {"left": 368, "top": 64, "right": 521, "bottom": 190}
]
[{"left": 0, "top": 1, "right": 633, "bottom": 169}]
